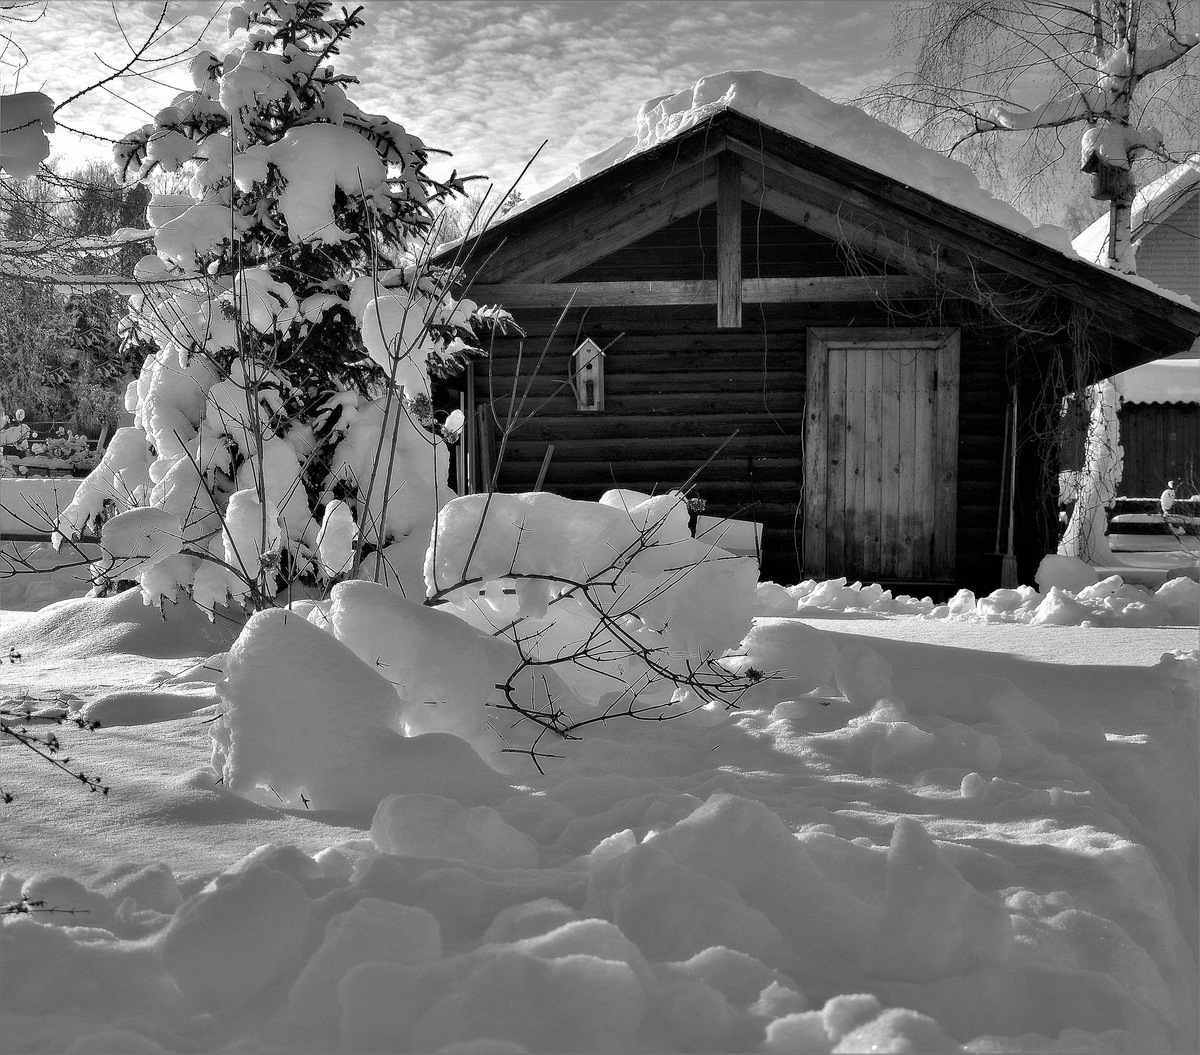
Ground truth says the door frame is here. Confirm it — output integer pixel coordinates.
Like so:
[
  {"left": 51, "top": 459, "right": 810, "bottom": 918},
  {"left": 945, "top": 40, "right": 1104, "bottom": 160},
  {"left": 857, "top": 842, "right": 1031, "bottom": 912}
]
[{"left": 803, "top": 326, "right": 960, "bottom": 581}]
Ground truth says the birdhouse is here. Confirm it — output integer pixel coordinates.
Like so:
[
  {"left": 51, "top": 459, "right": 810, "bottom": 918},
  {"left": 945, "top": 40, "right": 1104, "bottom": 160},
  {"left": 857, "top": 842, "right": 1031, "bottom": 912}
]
[
  {"left": 571, "top": 338, "right": 604, "bottom": 411},
  {"left": 1082, "top": 153, "right": 1134, "bottom": 202}
]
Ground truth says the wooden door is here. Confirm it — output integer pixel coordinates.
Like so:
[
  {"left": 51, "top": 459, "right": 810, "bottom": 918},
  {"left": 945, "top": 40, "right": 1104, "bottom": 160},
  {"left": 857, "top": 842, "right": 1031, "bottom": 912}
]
[{"left": 803, "top": 328, "right": 959, "bottom": 582}]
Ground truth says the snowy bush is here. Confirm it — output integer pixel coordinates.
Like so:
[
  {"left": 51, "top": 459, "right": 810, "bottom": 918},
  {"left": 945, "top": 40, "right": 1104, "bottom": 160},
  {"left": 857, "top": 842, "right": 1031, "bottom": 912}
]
[
  {"left": 51, "top": 0, "right": 508, "bottom": 611},
  {"left": 424, "top": 488, "right": 764, "bottom": 758}
]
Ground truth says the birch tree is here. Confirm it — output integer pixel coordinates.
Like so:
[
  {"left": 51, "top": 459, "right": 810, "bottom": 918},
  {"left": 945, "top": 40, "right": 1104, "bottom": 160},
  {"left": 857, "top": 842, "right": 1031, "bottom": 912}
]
[
  {"left": 864, "top": 0, "right": 1199, "bottom": 272},
  {"left": 864, "top": 1, "right": 1197, "bottom": 564}
]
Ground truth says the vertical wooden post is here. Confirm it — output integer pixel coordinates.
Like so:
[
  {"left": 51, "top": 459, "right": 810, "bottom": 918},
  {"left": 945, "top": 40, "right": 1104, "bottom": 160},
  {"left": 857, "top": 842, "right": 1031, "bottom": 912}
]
[
  {"left": 462, "top": 361, "right": 476, "bottom": 492},
  {"left": 717, "top": 153, "right": 742, "bottom": 329},
  {"left": 1013, "top": 337, "right": 1062, "bottom": 584}
]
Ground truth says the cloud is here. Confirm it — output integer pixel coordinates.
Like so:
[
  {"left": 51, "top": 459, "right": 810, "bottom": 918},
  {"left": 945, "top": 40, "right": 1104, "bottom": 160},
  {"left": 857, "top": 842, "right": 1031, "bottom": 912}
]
[{"left": 8, "top": 0, "right": 904, "bottom": 196}]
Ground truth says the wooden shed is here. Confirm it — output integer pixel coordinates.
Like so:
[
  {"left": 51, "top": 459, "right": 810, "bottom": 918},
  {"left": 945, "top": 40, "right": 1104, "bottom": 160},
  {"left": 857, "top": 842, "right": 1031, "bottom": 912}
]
[{"left": 436, "top": 107, "right": 1200, "bottom": 594}]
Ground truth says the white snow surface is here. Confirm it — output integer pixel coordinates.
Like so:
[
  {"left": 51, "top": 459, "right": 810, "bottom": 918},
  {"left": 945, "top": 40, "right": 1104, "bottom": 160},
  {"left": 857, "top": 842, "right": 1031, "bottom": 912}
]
[
  {"left": 1114, "top": 357, "right": 1200, "bottom": 405},
  {"left": 2, "top": 492, "right": 1199, "bottom": 1053}
]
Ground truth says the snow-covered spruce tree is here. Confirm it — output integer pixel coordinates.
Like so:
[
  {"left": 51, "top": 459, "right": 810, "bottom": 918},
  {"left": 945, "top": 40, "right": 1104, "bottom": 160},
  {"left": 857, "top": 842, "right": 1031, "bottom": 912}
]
[{"left": 55, "top": 1, "right": 497, "bottom": 613}]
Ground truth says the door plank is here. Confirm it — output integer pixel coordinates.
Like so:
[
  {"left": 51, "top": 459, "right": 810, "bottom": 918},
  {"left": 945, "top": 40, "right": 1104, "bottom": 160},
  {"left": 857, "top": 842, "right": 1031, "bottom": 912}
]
[
  {"left": 827, "top": 346, "right": 848, "bottom": 577},
  {"left": 895, "top": 348, "right": 918, "bottom": 578},
  {"left": 863, "top": 349, "right": 884, "bottom": 576},
  {"left": 932, "top": 332, "right": 961, "bottom": 577},
  {"left": 803, "top": 332, "right": 830, "bottom": 577},
  {"left": 880, "top": 346, "right": 902, "bottom": 576},
  {"left": 911, "top": 346, "right": 936, "bottom": 579},
  {"left": 843, "top": 347, "right": 868, "bottom": 577}
]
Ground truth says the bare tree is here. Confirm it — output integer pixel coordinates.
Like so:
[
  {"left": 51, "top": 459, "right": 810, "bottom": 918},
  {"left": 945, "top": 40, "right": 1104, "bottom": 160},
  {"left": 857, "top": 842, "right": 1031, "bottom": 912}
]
[
  {"left": 434, "top": 183, "right": 524, "bottom": 245},
  {"left": 862, "top": 0, "right": 1198, "bottom": 272}
]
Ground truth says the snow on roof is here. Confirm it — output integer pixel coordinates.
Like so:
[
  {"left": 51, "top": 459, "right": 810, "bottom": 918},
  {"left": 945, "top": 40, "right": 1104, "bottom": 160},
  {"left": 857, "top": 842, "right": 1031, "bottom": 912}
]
[
  {"left": 514, "top": 71, "right": 1077, "bottom": 256},
  {"left": 1072, "top": 154, "right": 1200, "bottom": 265},
  {"left": 1113, "top": 356, "right": 1200, "bottom": 404}
]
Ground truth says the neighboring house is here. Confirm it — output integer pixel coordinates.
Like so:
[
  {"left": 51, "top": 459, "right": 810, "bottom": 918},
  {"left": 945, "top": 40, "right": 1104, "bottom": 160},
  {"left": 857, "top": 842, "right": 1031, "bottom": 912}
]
[
  {"left": 1074, "top": 158, "right": 1200, "bottom": 499},
  {"left": 437, "top": 73, "right": 1200, "bottom": 593},
  {"left": 1113, "top": 359, "right": 1199, "bottom": 498},
  {"left": 1074, "top": 155, "right": 1200, "bottom": 303}
]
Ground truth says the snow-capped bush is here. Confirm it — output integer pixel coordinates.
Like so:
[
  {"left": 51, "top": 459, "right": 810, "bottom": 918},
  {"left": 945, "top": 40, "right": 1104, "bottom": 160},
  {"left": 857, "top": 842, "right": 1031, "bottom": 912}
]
[
  {"left": 425, "top": 489, "right": 764, "bottom": 738},
  {"left": 55, "top": 0, "right": 506, "bottom": 611}
]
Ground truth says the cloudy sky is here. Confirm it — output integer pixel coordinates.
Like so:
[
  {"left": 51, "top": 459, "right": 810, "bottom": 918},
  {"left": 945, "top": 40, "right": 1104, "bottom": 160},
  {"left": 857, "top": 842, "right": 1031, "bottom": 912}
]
[{"left": 2, "top": 0, "right": 906, "bottom": 195}]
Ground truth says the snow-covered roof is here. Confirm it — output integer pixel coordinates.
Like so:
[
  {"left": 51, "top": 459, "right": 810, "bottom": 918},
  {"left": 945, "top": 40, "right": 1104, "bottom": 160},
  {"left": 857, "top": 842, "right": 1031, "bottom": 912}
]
[
  {"left": 512, "top": 71, "right": 1078, "bottom": 254},
  {"left": 478, "top": 72, "right": 1198, "bottom": 317},
  {"left": 1113, "top": 356, "right": 1200, "bottom": 404},
  {"left": 1072, "top": 155, "right": 1200, "bottom": 265}
]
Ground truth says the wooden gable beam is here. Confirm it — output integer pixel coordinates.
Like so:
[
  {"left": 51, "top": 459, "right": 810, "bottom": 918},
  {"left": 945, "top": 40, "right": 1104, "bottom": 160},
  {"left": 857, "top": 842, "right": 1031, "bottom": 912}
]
[
  {"left": 466, "top": 154, "right": 721, "bottom": 284},
  {"left": 466, "top": 275, "right": 939, "bottom": 308},
  {"left": 731, "top": 132, "right": 997, "bottom": 285},
  {"left": 738, "top": 164, "right": 979, "bottom": 286},
  {"left": 717, "top": 153, "right": 742, "bottom": 328},
  {"left": 728, "top": 129, "right": 1200, "bottom": 357}
]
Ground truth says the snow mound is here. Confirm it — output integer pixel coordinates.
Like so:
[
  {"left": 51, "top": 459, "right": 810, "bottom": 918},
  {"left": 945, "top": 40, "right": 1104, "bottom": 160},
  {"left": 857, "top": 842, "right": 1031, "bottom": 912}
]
[
  {"left": 370, "top": 793, "right": 539, "bottom": 870},
  {"left": 767, "top": 572, "right": 1199, "bottom": 627},
  {"left": 10, "top": 777, "right": 1187, "bottom": 1052},
  {"left": 326, "top": 579, "right": 577, "bottom": 754},
  {"left": 210, "top": 607, "right": 512, "bottom": 810},
  {"left": 719, "top": 617, "right": 839, "bottom": 705}
]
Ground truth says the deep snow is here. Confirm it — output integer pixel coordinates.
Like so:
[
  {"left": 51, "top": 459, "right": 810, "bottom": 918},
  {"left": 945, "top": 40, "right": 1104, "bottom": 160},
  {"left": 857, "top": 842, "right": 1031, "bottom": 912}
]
[{"left": 2, "top": 507, "right": 1197, "bottom": 1054}]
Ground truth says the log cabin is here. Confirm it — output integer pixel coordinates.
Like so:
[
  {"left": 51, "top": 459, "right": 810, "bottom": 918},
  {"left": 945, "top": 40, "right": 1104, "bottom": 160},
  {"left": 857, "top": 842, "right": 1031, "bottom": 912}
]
[{"left": 434, "top": 85, "right": 1200, "bottom": 595}]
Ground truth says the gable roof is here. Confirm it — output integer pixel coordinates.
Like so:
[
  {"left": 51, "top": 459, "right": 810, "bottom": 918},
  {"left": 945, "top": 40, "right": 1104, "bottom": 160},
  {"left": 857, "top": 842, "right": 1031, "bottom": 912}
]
[
  {"left": 439, "top": 77, "right": 1200, "bottom": 376},
  {"left": 516, "top": 71, "right": 1059, "bottom": 246},
  {"left": 1073, "top": 155, "right": 1200, "bottom": 265}
]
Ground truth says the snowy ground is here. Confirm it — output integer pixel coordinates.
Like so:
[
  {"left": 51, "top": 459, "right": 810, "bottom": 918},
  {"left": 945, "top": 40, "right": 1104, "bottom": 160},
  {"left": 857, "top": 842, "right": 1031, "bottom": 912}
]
[{"left": 2, "top": 545, "right": 1198, "bottom": 1054}]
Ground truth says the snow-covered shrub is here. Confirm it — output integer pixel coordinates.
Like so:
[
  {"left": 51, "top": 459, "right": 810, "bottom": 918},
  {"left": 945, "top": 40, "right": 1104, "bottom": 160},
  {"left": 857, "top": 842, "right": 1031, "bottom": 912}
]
[
  {"left": 424, "top": 488, "right": 764, "bottom": 753},
  {"left": 53, "top": 1, "right": 508, "bottom": 611}
]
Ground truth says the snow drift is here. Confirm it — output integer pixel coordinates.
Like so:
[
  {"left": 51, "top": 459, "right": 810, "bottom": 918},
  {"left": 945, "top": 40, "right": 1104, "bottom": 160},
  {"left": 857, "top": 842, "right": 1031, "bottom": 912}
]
[{"left": 3, "top": 477, "right": 1198, "bottom": 1052}]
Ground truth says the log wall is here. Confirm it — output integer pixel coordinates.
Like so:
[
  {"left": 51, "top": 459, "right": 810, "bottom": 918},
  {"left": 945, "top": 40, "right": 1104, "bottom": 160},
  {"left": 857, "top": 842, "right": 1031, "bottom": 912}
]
[
  {"left": 470, "top": 301, "right": 1010, "bottom": 591},
  {"left": 1119, "top": 402, "right": 1200, "bottom": 498}
]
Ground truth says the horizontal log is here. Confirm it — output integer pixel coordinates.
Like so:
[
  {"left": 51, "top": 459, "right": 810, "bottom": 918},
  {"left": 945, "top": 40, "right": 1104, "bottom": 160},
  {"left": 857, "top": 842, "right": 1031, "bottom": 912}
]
[
  {"left": 482, "top": 302, "right": 898, "bottom": 335},
  {"left": 481, "top": 369, "right": 804, "bottom": 396},
  {"left": 500, "top": 455, "right": 801, "bottom": 480},
  {"left": 486, "top": 415, "right": 804, "bottom": 442},
  {"left": 484, "top": 339, "right": 811, "bottom": 364},
  {"left": 469, "top": 275, "right": 938, "bottom": 308}
]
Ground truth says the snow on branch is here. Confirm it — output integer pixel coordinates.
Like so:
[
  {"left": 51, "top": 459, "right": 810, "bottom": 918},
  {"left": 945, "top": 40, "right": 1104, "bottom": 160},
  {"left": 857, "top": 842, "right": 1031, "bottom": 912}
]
[
  {"left": 987, "top": 89, "right": 1098, "bottom": 132},
  {"left": 1135, "top": 31, "right": 1200, "bottom": 77},
  {"left": 0, "top": 91, "right": 55, "bottom": 178}
]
